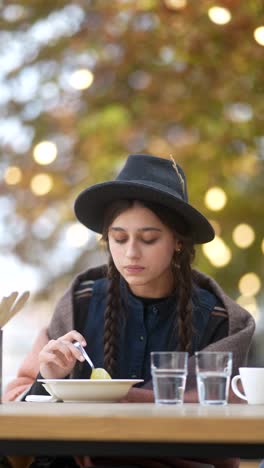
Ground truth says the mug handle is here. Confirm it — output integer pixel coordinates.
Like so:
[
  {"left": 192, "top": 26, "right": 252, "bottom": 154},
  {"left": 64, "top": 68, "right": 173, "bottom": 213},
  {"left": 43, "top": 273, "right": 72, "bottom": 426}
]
[{"left": 231, "top": 375, "right": 247, "bottom": 401}]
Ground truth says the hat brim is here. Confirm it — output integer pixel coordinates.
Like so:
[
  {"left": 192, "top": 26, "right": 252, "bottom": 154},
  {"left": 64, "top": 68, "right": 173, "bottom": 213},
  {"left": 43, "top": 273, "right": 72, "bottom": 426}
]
[{"left": 74, "top": 181, "right": 214, "bottom": 244}]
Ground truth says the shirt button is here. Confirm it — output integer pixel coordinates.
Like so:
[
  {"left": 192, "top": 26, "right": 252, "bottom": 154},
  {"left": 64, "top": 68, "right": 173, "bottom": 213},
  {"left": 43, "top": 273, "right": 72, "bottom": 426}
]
[
  {"left": 152, "top": 306, "right": 158, "bottom": 314},
  {"left": 139, "top": 335, "right": 144, "bottom": 341}
]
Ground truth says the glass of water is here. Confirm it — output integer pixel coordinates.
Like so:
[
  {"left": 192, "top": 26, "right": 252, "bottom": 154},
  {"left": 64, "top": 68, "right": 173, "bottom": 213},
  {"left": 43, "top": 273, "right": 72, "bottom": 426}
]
[
  {"left": 195, "top": 351, "right": 233, "bottom": 405},
  {"left": 151, "top": 351, "right": 188, "bottom": 405}
]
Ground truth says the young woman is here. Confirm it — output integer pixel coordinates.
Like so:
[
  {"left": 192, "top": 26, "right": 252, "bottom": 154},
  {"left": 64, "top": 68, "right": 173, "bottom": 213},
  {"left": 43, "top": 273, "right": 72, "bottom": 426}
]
[{"left": 4, "top": 154, "right": 255, "bottom": 468}]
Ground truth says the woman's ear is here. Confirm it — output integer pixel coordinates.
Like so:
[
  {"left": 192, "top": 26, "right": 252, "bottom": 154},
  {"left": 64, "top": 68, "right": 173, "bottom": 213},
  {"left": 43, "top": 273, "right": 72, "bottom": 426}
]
[{"left": 175, "top": 240, "right": 183, "bottom": 252}]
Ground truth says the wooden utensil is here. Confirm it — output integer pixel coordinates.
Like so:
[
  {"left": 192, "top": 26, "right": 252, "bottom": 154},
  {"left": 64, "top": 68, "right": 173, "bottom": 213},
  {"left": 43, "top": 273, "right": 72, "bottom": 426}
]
[{"left": 0, "top": 291, "right": 30, "bottom": 328}]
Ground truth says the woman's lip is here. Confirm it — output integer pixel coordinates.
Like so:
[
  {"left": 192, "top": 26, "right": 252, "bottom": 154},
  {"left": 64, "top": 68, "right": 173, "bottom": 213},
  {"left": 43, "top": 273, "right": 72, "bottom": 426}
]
[{"left": 124, "top": 266, "right": 145, "bottom": 272}]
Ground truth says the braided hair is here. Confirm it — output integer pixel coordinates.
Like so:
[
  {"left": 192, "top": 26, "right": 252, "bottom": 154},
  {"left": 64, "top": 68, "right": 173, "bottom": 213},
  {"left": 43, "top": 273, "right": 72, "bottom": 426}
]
[
  {"left": 172, "top": 244, "right": 195, "bottom": 352},
  {"left": 103, "top": 256, "right": 121, "bottom": 375},
  {"left": 102, "top": 199, "right": 195, "bottom": 375}
]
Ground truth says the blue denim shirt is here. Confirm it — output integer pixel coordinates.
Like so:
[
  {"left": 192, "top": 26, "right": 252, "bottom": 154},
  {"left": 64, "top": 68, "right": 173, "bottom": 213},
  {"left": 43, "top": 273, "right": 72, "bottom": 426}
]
[{"left": 83, "top": 278, "right": 218, "bottom": 381}]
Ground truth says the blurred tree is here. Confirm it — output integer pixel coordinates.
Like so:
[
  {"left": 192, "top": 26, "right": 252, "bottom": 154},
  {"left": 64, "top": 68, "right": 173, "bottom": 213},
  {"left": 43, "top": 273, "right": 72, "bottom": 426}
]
[{"left": 0, "top": 0, "right": 263, "bottom": 313}]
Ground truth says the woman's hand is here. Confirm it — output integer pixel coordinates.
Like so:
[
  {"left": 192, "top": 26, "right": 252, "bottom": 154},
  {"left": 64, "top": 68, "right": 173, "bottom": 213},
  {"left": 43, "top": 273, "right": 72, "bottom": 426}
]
[{"left": 39, "top": 330, "right": 87, "bottom": 379}]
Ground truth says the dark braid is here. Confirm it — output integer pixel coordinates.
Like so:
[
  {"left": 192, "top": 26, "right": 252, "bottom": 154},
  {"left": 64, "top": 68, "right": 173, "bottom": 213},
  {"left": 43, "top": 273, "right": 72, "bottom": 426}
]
[
  {"left": 103, "top": 257, "right": 121, "bottom": 376},
  {"left": 173, "top": 243, "right": 195, "bottom": 352}
]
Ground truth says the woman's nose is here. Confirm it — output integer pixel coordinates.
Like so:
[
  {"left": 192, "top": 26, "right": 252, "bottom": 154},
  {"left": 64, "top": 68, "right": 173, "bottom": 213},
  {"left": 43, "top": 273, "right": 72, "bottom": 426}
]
[{"left": 125, "top": 240, "right": 140, "bottom": 258}]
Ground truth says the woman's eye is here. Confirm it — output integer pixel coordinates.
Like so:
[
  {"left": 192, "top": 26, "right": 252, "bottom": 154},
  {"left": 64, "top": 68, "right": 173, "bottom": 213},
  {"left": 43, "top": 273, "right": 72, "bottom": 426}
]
[
  {"left": 114, "top": 238, "right": 127, "bottom": 244},
  {"left": 112, "top": 238, "right": 158, "bottom": 245},
  {"left": 142, "top": 238, "right": 158, "bottom": 245}
]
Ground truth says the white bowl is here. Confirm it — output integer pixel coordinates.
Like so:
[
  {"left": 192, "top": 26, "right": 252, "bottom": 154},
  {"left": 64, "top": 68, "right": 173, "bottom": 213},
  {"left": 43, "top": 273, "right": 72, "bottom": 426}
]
[{"left": 38, "top": 379, "right": 143, "bottom": 403}]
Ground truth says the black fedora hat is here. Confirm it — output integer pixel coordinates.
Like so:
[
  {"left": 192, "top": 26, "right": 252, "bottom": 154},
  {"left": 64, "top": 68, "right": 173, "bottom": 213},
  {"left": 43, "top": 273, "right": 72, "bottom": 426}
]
[{"left": 74, "top": 154, "right": 214, "bottom": 244}]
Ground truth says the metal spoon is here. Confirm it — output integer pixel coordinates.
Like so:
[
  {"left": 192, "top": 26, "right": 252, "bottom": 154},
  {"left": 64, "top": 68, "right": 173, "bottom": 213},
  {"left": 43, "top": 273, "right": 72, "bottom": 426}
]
[{"left": 73, "top": 341, "right": 94, "bottom": 369}]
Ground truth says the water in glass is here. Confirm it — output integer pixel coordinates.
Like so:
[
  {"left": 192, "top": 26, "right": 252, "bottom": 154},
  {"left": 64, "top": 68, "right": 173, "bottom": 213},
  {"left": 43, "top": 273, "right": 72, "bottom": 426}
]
[
  {"left": 152, "top": 369, "right": 186, "bottom": 404},
  {"left": 197, "top": 371, "right": 230, "bottom": 405}
]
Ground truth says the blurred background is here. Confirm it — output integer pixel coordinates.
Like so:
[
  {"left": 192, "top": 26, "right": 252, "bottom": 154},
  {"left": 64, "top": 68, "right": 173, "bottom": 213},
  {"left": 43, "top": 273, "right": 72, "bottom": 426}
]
[{"left": 0, "top": 0, "right": 263, "bottom": 389}]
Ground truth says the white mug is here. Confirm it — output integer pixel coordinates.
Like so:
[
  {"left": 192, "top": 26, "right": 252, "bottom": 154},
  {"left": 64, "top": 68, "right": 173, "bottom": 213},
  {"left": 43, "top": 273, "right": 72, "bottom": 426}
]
[{"left": 231, "top": 367, "right": 264, "bottom": 404}]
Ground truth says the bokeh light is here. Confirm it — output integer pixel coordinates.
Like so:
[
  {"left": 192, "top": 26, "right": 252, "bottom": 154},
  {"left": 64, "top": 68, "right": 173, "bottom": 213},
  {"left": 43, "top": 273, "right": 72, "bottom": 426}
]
[
  {"left": 30, "top": 173, "right": 54, "bottom": 196},
  {"left": 33, "top": 141, "right": 58, "bottom": 165},
  {"left": 208, "top": 220, "right": 221, "bottom": 236},
  {"left": 254, "top": 26, "right": 264, "bottom": 46},
  {"left": 128, "top": 70, "right": 152, "bottom": 90},
  {"left": 236, "top": 295, "right": 259, "bottom": 320},
  {"left": 204, "top": 187, "right": 227, "bottom": 211},
  {"left": 164, "top": 0, "right": 187, "bottom": 10},
  {"left": 148, "top": 137, "right": 170, "bottom": 155},
  {"left": 208, "top": 6, "right": 231, "bottom": 25},
  {"left": 202, "top": 236, "right": 232, "bottom": 267},
  {"left": 66, "top": 223, "right": 89, "bottom": 247},
  {"left": 261, "top": 239, "right": 264, "bottom": 254},
  {"left": 4, "top": 166, "right": 22, "bottom": 185},
  {"left": 69, "top": 69, "right": 94, "bottom": 90},
  {"left": 232, "top": 223, "right": 255, "bottom": 249},
  {"left": 224, "top": 102, "right": 253, "bottom": 123},
  {"left": 238, "top": 273, "right": 261, "bottom": 297}
]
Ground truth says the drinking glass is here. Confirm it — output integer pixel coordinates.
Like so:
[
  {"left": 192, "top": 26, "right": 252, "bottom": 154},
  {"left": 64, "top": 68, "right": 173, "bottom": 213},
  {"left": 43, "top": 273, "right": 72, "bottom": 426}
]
[
  {"left": 151, "top": 351, "right": 188, "bottom": 405},
  {"left": 195, "top": 351, "right": 232, "bottom": 405}
]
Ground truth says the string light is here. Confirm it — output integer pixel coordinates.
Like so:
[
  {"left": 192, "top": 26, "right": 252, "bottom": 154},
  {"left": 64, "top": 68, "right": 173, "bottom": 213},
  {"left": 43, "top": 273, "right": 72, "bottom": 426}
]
[
  {"left": 254, "top": 26, "right": 264, "bottom": 46},
  {"left": 4, "top": 166, "right": 22, "bottom": 185},
  {"left": 208, "top": 6, "right": 231, "bottom": 25},
  {"left": 204, "top": 187, "right": 227, "bottom": 211},
  {"left": 202, "top": 235, "right": 232, "bottom": 267},
  {"left": 232, "top": 223, "right": 255, "bottom": 249},
  {"left": 30, "top": 173, "right": 53, "bottom": 196},
  {"left": 238, "top": 273, "right": 261, "bottom": 297},
  {"left": 33, "top": 141, "right": 57, "bottom": 165},
  {"left": 69, "top": 69, "right": 94, "bottom": 90},
  {"left": 261, "top": 239, "right": 264, "bottom": 254}
]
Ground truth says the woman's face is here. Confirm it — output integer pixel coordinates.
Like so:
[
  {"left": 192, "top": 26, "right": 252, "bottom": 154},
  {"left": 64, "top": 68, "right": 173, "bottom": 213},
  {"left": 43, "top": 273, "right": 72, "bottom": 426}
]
[{"left": 108, "top": 203, "right": 181, "bottom": 298}]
